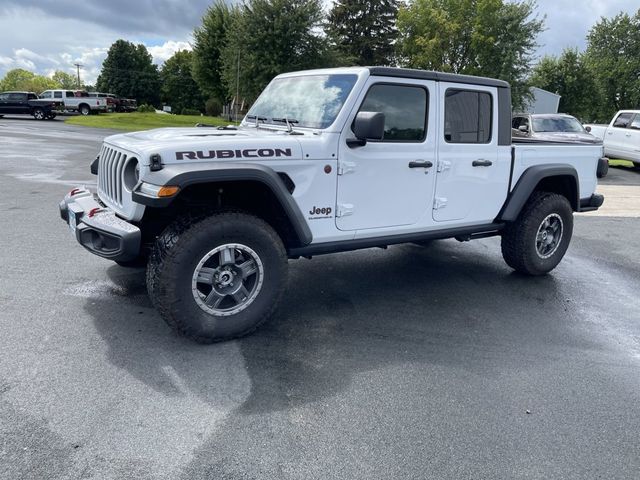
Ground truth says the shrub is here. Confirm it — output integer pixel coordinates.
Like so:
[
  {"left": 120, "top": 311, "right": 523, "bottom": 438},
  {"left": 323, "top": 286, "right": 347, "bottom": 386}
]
[
  {"left": 137, "top": 104, "right": 155, "bottom": 113},
  {"left": 181, "top": 108, "right": 201, "bottom": 116},
  {"left": 205, "top": 97, "right": 223, "bottom": 117}
]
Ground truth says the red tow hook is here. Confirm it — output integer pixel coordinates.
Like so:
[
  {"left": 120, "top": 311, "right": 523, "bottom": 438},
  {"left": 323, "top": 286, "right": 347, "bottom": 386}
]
[
  {"left": 69, "top": 188, "right": 82, "bottom": 196},
  {"left": 88, "top": 207, "right": 102, "bottom": 218}
]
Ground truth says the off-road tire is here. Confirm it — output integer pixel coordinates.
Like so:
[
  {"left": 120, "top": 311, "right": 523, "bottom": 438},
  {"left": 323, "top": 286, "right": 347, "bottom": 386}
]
[
  {"left": 501, "top": 192, "right": 573, "bottom": 276},
  {"left": 79, "top": 104, "right": 90, "bottom": 116},
  {"left": 46, "top": 113, "right": 57, "bottom": 120},
  {"left": 146, "top": 212, "right": 288, "bottom": 343},
  {"left": 33, "top": 108, "right": 45, "bottom": 120}
]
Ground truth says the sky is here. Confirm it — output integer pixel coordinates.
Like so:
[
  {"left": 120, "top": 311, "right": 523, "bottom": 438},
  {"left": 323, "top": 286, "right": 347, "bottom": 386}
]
[{"left": 0, "top": 0, "right": 638, "bottom": 85}]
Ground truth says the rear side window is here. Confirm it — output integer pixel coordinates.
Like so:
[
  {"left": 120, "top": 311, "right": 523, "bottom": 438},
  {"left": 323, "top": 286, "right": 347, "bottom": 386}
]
[
  {"left": 613, "top": 112, "right": 634, "bottom": 128},
  {"left": 629, "top": 115, "right": 640, "bottom": 130},
  {"left": 54, "top": 91, "right": 62, "bottom": 98},
  {"left": 28, "top": 93, "right": 37, "bottom": 100},
  {"left": 0, "top": 93, "right": 8, "bottom": 101},
  {"left": 66, "top": 91, "right": 75, "bottom": 98},
  {"left": 8, "top": 93, "right": 25, "bottom": 101},
  {"left": 445, "top": 89, "right": 492, "bottom": 143},
  {"left": 358, "top": 84, "right": 428, "bottom": 142}
]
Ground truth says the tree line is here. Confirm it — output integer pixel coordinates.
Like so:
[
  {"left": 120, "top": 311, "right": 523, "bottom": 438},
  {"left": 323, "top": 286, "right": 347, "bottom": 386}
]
[{"left": 1, "top": 1, "right": 637, "bottom": 122}]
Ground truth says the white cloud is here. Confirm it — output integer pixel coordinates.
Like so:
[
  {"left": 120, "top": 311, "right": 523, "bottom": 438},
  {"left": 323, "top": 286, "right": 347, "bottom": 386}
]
[{"left": 147, "top": 40, "right": 193, "bottom": 65}]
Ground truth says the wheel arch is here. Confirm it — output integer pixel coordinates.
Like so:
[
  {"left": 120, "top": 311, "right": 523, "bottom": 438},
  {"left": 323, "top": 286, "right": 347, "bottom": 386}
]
[
  {"left": 497, "top": 164, "right": 579, "bottom": 222},
  {"left": 135, "top": 163, "right": 312, "bottom": 249}
]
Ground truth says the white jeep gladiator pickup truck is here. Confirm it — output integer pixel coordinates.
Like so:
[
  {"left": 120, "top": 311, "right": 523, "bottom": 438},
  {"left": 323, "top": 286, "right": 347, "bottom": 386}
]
[
  {"left": 40, "top": 89, "right": 108, "bottom": 116},
  {"left": 59, "top": 67, "right": 606, "bottom": 343},
  {"left": 585, "top": 110, "right": 640, "bottom": 166}
]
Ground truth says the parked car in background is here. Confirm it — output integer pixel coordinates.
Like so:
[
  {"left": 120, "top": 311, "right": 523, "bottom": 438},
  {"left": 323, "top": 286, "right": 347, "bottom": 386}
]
[
  {"left": 585, "top": 111, "right": 640, "bottom": 167},
  {"left": 513, "top": 113, "right": 607, "bottom": 177},
  {"left": 39, "top": 89, "right": 108, "bottom": 116},
  {"left": 120, "top": 98, "right": 137, "bottom": 112},
  {"left": 88, "top": 92, "right": 121, "bottom": 112},
  {"left": 0, "top": 91, "right": 64, "bottom": 120}
]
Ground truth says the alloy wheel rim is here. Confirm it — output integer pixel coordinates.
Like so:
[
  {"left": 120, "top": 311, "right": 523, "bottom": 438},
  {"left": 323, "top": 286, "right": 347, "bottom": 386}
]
[
  {"left": 191, "top": 243, "right": 264, "bottom": 316},
  {"left": 535, "top": 213, "right": 563, "bottom": 259}
]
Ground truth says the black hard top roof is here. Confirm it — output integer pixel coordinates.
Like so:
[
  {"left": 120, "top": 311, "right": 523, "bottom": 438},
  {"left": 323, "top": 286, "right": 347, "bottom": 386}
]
[{"left": 368, "top": 67, "right": 510, "bottom": 89}]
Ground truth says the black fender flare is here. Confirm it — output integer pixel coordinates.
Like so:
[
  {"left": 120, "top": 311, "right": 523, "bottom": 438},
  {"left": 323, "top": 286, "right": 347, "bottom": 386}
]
[
  {"left": 497, "top": 164, "right": 579, "bottom": 222},
  {"left": 133, "top": 162, "right": 312, "bottom": 246}
]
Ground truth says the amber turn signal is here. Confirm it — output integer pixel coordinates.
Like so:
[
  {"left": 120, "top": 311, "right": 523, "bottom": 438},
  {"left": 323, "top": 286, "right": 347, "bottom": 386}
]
[{"left": 157, "top": 186, "right": 180, "bottom": 197}]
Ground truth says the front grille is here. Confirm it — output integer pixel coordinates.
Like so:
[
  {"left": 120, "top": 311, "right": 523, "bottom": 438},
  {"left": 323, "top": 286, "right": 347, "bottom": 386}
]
[{"left": 97, "top": 144, "right": 129, "bottom": 208}]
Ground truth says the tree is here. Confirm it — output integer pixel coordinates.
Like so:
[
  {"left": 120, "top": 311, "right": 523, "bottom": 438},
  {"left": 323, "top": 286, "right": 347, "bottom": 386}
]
[
  {"left": 160, "top": 50, "right": 205, "bottom": 113},
  {"left": 0, "top": 68, "right": 59, "bottom": 93},
  {"left": 96, "top": 40, "right": 161, "bottom": 105},
  {"left": 192, "top": 1, "right": 235, "bottom": 102},
  {"left": 220, "top": 0, "right": 333, "bottom": 102},
  {"left": 51, "top": 70, "right": 78, "bottom": 89},
  {"left": 397, "top": 0, "right": 544, "bottom": 110},
  {"left": 530, "top": 49, "right": 599, "bottom": 121},
  {"left": 326, "top": 0, "right": 399, "bottom": 66},
  {"left": 585, "top": 9, "right": 640, "bottom": 122}
]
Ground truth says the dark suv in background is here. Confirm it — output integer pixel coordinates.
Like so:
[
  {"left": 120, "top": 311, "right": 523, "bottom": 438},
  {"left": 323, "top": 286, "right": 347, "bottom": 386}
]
[{"left": 0, "top": 91, "right": 64, "bottom": 120}]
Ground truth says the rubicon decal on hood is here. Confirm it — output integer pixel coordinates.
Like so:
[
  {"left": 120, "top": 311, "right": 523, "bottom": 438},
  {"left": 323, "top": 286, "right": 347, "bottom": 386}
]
[{"left": 176, "top": 148, "right": 293, "bottom": 160}]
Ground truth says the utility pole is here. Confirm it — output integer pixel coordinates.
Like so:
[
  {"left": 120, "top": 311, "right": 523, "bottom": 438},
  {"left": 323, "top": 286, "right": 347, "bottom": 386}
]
[{"left": 74, "top": 63, "right": 83, "bottom": 89}]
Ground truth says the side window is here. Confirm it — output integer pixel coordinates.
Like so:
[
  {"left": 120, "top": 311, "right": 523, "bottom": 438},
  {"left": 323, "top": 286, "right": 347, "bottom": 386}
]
[
  {"left": 40, "top": 91, "right": 52, "bottom": 98},
  {"left": 629, "top": 114, "right": 640, "bottom": 130},
  {"left": 357, "top": 84, "right": 427, "bottom": 142},
  {"left": 0, "top": 93, "right": 8, "bottom": 101},
  {"left": 54, "top": 91, "right": 63, "bottom": 98},
  {"left": 8, "top": 93, "right": 25, "bottom": 101},
  {"left": 66, "top": 91, "right": 75, "bottom": 98},
  {"left": 28, "top": 93, "right": 37, "bottom": 100},
  {"left": 613, "top": 113, "right": 633, "bottom": 128},
  {"left": 444, "top": 89, "right": 492, "bottom": 143}
]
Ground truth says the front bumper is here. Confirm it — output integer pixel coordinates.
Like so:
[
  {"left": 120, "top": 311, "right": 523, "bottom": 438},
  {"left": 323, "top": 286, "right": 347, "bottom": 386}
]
[{"left": 59, "top": 187, "right": 141, "bottom": 262}]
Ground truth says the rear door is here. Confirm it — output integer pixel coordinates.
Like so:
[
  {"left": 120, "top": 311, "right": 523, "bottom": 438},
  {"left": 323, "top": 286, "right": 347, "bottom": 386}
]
[
  {"left": 6, "top": 93, "right": 25, "bottom": 114},
  {"left": 433, "top": 84, "right": 510, "bottom": 223},
  {"left": 0, "top": 93, "right": 10, "bottom": 113},
  {"left": 624, "top": 114, "right": 640, "bottom": 162}
]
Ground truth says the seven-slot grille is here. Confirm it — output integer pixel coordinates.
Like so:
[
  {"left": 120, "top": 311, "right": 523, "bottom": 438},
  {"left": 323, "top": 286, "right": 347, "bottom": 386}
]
[{"left": 97, "top": 144, "right": 130, "bottom": 208}]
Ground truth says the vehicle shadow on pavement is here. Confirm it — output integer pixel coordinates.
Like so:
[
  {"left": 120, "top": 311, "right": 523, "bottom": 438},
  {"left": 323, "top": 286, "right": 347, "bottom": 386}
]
[{"left": 83, "top": 239, "right": 582, "bottom": 415}]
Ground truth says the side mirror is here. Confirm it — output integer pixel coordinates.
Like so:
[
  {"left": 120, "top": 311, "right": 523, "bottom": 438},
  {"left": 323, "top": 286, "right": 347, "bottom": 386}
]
[
  {"left": 348, "top": 111, "right": 385, "bottom": 147},
  {"left": 518, "top": 125, "right": 529, "bottom": 133},
  {"left": 585, "top": 125, "right": 591, "bottom": 133}
]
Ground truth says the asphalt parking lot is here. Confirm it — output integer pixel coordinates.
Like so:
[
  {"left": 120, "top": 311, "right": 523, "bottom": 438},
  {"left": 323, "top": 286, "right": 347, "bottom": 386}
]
[{"left": 1, "top": 116, "right": 639, "bottom": 480}]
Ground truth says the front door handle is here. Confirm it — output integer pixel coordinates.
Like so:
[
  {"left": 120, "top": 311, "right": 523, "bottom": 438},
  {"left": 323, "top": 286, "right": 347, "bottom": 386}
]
[
  {"left": 472, "top": 159, "right": 493, "bottom": 167},
  {"left": 409, "top": 160, "right": 433, "bottom": 169}
]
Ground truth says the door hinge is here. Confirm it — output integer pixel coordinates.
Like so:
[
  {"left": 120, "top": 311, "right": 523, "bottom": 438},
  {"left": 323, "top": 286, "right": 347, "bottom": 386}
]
[
  {"left": 336, "top": 203, "right": 354, "bottom": 217},
  {"left": 437, "top": 160, "right": 451, "bottom": 173},
  {"left": 337, "top": 161, "right": 356, "bottom": 175},
  {"left": 433, "top": 197, "right": 448, "bottom": 210}
]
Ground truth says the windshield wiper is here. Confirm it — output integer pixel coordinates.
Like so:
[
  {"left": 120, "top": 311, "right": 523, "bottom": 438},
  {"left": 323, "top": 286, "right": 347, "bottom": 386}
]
[
  {"left": 271, "top": 117, "right": 302, "bottom": 134},
  {"left": 246, "top": 115, "right": 267, "bottom": 127}
]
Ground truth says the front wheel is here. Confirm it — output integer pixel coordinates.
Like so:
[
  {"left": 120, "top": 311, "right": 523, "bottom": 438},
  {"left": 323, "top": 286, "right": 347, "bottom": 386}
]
[
  {"left": 501, "top": 192, "right": 573, "bottom": 275},
  {"left": 147, "top": 212, "right": 288, "bottom": 343}
]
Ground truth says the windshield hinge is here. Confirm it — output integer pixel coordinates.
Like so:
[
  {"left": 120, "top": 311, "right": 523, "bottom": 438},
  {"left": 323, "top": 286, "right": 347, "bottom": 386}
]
[
  {"left": 336, "top": 203, "right": 354, "bottom": 217},
  {"left": 337, "top": 160, "right": 356, "bottom": 175},
  {"left": 433, "top": 197, "right": 448, "bottom": 210},
  {"left": 437, "top": 160, "right": 451, "bottom": 173}
]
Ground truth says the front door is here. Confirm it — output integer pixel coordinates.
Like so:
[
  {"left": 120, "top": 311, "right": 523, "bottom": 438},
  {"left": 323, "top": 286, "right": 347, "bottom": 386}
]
[{"left": 336, "top": 79, "right": 437, "bottom": 231}]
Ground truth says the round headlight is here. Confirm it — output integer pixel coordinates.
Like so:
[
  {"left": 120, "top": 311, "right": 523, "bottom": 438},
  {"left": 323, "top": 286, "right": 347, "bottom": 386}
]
[{"left": 123, "top": 157, "right": 139, "bottom": 192}]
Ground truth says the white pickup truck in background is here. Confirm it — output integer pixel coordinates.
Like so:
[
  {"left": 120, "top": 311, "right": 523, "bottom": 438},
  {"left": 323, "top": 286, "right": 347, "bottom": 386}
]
[
  {"left": 585, "top": 110, "right": 640, "bottom": 166},
  {"left": 39, "top": 89, "right": 108, "bottom": 116}
]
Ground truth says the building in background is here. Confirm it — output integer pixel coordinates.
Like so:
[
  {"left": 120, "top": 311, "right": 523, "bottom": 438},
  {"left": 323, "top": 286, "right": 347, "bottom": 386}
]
[{"left": 522, "top": 87, "right": 561, "bottom": 114}]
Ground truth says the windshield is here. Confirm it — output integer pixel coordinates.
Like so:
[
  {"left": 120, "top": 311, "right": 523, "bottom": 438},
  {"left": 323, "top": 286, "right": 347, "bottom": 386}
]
[
  {"left": 246, "top": 74, "right": 358, "bottom": 129},
  {"left": 532, "top": 117, "right": 585, "bottom": 133}
]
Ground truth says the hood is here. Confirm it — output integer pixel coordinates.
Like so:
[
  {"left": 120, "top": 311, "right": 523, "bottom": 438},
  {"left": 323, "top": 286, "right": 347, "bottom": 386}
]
[
  {"left": 531, "top": 131, "right": 601, "bottom": 144},
  {"left": 103, "top": 126, "right": 311, "bottom": 165}
]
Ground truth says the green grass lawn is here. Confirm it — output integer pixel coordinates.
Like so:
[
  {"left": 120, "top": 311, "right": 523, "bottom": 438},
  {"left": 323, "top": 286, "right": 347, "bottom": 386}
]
[
  {"left": 65, "top": 112, "right": 234, "bottom": 132},
  {"left": 608, "top": 159, "right": 636, "bottom": 168}
]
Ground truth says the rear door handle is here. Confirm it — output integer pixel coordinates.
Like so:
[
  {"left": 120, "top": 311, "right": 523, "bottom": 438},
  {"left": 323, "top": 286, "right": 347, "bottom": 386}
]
[
  {"left": 409, "top": 160, "right": 433, "bottom": 169},
  {"left": 472, "top": 159, "right": 493, "bottom": 167}
]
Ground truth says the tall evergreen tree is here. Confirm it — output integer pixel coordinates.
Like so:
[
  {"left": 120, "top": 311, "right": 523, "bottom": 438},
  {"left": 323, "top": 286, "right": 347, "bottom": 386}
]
[
  {"left": 220, "top": 0, "right": 332, "bottom": 102},
  {"left": 326, "top": 0, "right": 399, "bottom": 66},
  {"left": 96, "top": 40, "right": 161, "bottom": 106},
  {"left": 160, "top": 50, "right": 205, "bottom": 113},
  {"left": 192, "top": 1, "right": 236, "bottom": 103}
]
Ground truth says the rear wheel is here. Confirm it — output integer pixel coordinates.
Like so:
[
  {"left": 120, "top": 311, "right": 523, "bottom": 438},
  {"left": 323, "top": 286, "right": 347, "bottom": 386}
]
[
  {"left": 32, "top": 108, "right": 45, "bottom": 120},
  {"left": 79, "top": 104, "right": 90, "bottom": 116},
  {"left": 501, "top": 192, "right": 573, "bottom": 275},
  {"left": 46, "top": 113, "right": 57, "bottom": 120},
  {"left": 147, "top": 212, "right": 288, "bottom": 343}
]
